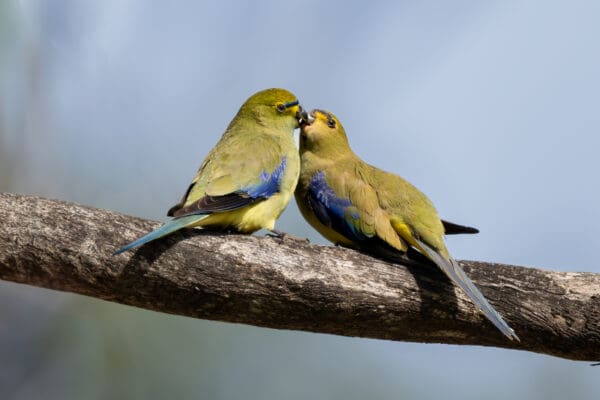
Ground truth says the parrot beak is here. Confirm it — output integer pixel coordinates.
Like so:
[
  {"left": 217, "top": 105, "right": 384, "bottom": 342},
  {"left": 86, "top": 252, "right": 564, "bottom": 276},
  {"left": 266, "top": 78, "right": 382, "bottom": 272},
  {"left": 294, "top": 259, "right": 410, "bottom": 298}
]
[
  {"left": 299, "top": 109, "right": 315, "bottom": 127},
  {"left": 296, "top": 105, "right": 306, "bottom": 124}
]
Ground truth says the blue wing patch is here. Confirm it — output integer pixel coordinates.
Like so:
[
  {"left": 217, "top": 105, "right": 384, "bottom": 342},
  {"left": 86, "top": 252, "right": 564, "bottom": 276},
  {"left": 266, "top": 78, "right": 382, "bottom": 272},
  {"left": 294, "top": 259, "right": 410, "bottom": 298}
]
[
  {"left": 307, "top": 171, "right": 369, "bottom": 242},
  {"left": 169, "top": 157, "right": 287, "bottom": 217},
  {"left": 244, "top": 157, "right": 287, "bottom": 199}
]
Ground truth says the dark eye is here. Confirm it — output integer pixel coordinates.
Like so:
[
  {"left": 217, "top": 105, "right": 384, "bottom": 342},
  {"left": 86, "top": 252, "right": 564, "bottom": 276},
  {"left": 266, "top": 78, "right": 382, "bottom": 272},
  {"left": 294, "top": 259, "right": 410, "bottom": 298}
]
[
  {"left": 327, "top": 117, "right": 336, "bottom": 128},
  {"left": 276, "top": 104, "right": 286, "bottom": 113}
]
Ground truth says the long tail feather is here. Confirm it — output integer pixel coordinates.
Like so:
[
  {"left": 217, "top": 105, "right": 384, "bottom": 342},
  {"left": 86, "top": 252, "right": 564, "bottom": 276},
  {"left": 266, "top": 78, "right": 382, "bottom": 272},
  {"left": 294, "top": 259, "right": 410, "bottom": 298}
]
[
  {"left": 415, "top": 238, "right": 519, "bottom": 341},
  {"left": 113, "top": 215, "right": 206, "bottom": 255},
  {"left": 441, "top": 219, "right": 479, "bottom": 235}
]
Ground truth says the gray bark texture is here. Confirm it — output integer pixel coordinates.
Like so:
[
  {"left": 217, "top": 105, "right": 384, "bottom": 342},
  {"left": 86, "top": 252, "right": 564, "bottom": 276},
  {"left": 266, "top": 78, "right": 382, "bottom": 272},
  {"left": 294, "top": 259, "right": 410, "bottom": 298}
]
[{"left": 0, "top": 193, "right": 599, "bottom": 361}]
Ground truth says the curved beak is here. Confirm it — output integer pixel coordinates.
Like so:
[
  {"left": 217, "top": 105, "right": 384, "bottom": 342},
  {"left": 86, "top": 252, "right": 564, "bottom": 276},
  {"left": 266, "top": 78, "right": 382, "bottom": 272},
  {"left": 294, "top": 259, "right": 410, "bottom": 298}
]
[{"left": 299, "top": 109, "right": 315, "bottom": 127}]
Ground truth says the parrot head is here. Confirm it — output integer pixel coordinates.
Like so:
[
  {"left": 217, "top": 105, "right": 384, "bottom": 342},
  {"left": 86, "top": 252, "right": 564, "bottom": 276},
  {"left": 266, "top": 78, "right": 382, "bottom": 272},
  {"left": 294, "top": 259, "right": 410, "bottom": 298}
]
[
  {"left": 239, "top": 88, "right": 304, "bottom": 129},
  {"left": 299, "top": 109, "right": 350, "bottom": 152}
]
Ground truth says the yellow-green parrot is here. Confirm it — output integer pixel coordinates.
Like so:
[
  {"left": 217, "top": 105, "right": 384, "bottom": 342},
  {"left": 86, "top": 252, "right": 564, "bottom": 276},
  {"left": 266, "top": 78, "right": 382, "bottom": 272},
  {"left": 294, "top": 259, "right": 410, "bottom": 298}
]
[
  {"left": 295, "top": 109, "right": 518, "bottom": 340},
  {"left": 114, "top": 88, "right": 302, "bottom": 255}
]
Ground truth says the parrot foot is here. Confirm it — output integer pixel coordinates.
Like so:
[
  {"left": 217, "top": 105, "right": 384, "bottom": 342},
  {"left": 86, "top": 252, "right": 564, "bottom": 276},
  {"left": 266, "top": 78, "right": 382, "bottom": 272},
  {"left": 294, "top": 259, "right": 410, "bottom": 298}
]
[
  {"left": 266, "top": 229, "right": 287, "bottom": 239},
  {"left": 266, "top": 231, "right": 311, "bottom": 244}
]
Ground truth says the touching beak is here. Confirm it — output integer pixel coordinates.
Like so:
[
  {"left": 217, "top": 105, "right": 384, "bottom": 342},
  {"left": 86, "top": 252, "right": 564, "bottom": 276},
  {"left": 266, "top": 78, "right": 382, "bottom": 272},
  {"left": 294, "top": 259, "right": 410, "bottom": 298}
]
[
  {"left": 296, "top": 105, "right": 305, "bottom": 124},
  {"left": 299, "top": 109, "right": 315, "bottom": 127}
]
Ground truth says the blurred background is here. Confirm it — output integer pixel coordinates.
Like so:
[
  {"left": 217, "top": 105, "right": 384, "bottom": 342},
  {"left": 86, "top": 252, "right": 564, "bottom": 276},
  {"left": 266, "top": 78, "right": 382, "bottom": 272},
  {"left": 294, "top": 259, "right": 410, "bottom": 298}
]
[{"left": 1, "top": 1, "right": 599, "bottom": 398}]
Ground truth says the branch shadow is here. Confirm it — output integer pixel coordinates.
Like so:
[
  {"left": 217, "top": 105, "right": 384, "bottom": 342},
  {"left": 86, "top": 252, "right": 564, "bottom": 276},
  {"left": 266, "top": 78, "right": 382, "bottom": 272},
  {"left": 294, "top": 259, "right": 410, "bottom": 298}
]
[
  {"left": 117, "top": 228, "right": 223, "bottom": 287},
  {"left": 353, "top": 242, "right": 462, "bottom": 325}
]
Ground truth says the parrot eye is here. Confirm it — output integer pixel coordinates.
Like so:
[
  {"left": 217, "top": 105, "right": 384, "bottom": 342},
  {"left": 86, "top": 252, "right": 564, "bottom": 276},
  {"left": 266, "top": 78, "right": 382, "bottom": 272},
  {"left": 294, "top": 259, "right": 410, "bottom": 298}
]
[{"left": 276, "top": 103, "right": 286, "bottom": 113}]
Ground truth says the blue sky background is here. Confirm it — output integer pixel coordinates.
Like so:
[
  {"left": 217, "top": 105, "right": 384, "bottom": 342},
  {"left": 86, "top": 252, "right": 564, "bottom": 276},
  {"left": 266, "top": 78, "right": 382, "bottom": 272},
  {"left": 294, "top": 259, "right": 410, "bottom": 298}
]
[{"left": 1, "top": 1, "right": 599, "bottom": 399}]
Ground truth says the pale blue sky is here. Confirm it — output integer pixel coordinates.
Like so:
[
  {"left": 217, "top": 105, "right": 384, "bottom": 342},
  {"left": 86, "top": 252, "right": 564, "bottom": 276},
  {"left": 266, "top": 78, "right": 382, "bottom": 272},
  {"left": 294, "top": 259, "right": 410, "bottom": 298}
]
[{"left": 2, "top": 1, "right": 599, "bottom": 399}]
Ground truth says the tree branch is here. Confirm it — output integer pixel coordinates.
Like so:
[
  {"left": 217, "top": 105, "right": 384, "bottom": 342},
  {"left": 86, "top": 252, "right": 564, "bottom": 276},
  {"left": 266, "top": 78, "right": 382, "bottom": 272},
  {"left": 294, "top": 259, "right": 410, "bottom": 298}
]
[{"left": 1, "top": 193, "right": 599, "bottom": 361}]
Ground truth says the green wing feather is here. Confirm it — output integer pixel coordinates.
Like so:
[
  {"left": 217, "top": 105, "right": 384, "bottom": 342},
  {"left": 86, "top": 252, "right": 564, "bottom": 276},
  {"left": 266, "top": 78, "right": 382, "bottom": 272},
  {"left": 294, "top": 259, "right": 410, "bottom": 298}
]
[{"left": 168, "top": 129, "right": 291, "bottom": 217}]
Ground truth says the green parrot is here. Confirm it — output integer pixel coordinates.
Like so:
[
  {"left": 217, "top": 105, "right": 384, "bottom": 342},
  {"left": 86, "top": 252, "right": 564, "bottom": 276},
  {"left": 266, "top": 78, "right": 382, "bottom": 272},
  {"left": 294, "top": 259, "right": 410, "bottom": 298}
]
[
  {"left": 295, "top": 109, "right": 519, "bottom": 341},
  {"left": 114, "top": 88, "right": 302, "bottom": 255}
]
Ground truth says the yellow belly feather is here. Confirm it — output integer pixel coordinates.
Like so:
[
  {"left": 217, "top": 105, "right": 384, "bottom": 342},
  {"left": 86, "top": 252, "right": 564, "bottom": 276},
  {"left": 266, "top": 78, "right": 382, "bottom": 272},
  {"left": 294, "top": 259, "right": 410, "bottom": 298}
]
[{"left": 190, "top": 192, "right": 291, "bottom": 233}]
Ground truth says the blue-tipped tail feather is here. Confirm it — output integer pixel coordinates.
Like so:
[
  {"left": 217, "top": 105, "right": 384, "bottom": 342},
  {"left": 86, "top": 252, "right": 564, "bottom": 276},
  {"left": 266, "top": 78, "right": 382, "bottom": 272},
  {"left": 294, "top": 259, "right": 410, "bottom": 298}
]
[
  {"left": 415, "top": 238, "right": 519, "bottom": 341},
  {"left": 113, "top": 215, "right": 206, "bottom": 255}
]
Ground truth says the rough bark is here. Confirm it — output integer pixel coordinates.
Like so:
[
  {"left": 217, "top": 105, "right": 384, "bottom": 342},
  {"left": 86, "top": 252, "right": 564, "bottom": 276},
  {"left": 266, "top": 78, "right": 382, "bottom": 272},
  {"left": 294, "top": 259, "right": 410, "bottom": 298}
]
[{"left": 0, "top": 193, "right": 599, "bottom": 361}]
